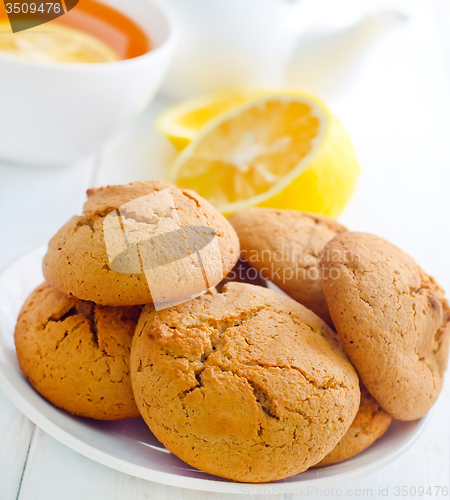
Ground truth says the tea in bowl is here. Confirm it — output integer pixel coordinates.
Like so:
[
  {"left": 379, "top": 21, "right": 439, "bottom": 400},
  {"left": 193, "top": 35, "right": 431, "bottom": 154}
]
[{"left": 0, "top": 0, "right": 176, "bottom": 165}]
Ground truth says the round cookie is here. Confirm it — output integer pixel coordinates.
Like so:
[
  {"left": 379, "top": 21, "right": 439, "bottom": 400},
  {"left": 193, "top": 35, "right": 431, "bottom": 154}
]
[
  {"left": 228, "top": 208, "right": 347, "bottom": 325},
  {"left": 15, "top": 283, "right": 141, "bottom": 420},
  {"left": 321, "top": 232, "right": 450, "bottom": 421},
  {"left": 315, "top": 383, "right": 392, "bottom": 466},
  {"left": 43, "top": 181, "right": 240, "bottom": 306},
  {"left": 131, "top": 282, "right": 360, "bottom": 483}
]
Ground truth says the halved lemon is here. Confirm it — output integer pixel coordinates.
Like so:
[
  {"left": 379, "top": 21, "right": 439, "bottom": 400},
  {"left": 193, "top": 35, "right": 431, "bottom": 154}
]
[
  {"left": 169, "top": 92, "right": 360, "bottom": 218},
  {"left": 0, "top": 20, "right": 119, "bottom": 63},
  {"left": 156, "top": 90, "right": 269, "bottom": 150}
]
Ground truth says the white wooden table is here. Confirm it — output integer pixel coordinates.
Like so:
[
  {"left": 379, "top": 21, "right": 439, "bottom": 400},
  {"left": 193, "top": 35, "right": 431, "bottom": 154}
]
[{"left": 1, "top": 0, "right": 450, "bottom": 498}]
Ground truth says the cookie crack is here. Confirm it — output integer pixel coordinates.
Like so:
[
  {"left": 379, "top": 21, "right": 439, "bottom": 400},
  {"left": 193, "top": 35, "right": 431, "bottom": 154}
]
[
  {"left": 54, "top": 331, "right": 69, "bottom": 350},
  {"left": 75, "top": 217, "right": 95, "bottom": 233},
  {"left": 284, "top": 406, "right": 314, "bottom": 425},
  {"left": 118, "top": 206, "right": 178, "bottom": 226},
  {"left": 181, "top": 190, "right": 201, "bottom": 208},
  {"left": 209, "top": 308, "right": 265, "bottom": 348},
  {"left": 242, "top": 360, "right": 346, "bottom": 393},
  {"left": 47, "top": 306, "right": 79, "bottom": 325},
  {"left": 246, "top": 379, "right": 279, "bottom": 420},
  {"left": 180, "top": 363, "right": 281, "bottom": 421},
  {"left": 178, "top": 307, "right": 267, "bottom": 399}
]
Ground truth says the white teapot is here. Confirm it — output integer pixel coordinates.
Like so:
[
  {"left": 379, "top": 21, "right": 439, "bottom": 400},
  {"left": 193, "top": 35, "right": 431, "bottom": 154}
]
[{"left": 161, "top": 0, "right": 407, "bottom": 100}]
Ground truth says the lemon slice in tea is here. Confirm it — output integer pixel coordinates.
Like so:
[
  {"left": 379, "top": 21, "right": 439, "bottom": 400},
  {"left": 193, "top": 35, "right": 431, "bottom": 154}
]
[{"left": 0, "top": 20, "right": 119, "bottom": 63}]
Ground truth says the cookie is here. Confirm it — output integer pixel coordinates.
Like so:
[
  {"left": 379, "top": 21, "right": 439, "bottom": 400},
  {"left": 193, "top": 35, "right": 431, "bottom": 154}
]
[
  {"left": 43, "top": 181, "right": 240, "bottom": 306},
  {"left": 321, "top": 232, "right": 450, "bottom": 421},
  {"left": 228, "top": 208, "right": 347, "bottom": 325},
  {"left": 131, "top": 282, "right": 360, "bottom": 483},
  {"left": 315, "top": 383, "right": 392, "bottom": 466},
  {"left": 15, "top": 283, "right": 141, "bottom": 420}
]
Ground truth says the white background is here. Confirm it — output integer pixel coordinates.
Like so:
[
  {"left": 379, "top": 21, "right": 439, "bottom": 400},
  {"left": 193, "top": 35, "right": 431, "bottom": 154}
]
[{"left": 1, "top": 0, "right": 450, "bottom": 498}]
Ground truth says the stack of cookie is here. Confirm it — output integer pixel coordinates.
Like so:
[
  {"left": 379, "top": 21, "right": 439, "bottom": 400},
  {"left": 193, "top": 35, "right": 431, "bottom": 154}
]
[
  {"left": 15, "top": 181, "right": 240, "bottom": 420},
  {"left": 14, "top": 182, "right": 450, "bottom": 483}
]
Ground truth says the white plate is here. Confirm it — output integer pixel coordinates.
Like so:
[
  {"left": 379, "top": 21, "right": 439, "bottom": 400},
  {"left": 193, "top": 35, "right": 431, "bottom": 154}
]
[{"left": 0, "top": 247, "right": 431, "bottom": 495}]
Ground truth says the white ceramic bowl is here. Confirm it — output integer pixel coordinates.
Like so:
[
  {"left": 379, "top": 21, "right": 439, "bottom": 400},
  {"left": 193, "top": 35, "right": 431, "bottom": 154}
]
[{"left": 0, "top": 0, "right": 177, "bottom": 165}]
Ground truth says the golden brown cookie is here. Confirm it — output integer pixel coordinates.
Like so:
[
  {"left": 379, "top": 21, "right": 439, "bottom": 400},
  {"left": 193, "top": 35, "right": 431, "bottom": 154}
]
[
  {"left": 43, "top": 181, "right": 240, "bottom": 306},
  {"left": 321, "top": 232, "right": 450, "bottom": 421},
  {"left": 228, "top": 208, "right": 347, "bottom": 325},
  {"left": 15, "top": 283, "right": 141, "bottom": 420},
  {"left": 315, "top": 383, "right": 392, "bottom": 466},
  {"left": 131, "top": 282, "right": 360, "bottom": 483}
]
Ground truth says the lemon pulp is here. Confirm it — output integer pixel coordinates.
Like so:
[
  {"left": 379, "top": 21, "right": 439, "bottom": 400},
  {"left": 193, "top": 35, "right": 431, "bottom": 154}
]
[
  {"left": 168, "top": 93, "right": 360, "bottom": 218},
  {"left": 156, "top": 90, "right": 269, "bottom": 150}
]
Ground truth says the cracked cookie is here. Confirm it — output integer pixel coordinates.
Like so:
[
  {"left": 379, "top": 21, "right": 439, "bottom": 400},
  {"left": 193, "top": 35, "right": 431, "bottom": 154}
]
[
  {"left": 15, "top": 283, "right": 142, "bottom": 420},
  {"left": 315, "top": 383, "right": 392, "bottom": 466},
  {"left": 228, "top": 208, "right": 347, "bottom": 325},
  {"left": 43, "top": 181, "right": 240, "bottom": 306},
  {"left": 130, "top": 282, "right": 360, "bottom": 482},
  {"left": 321, "top": 232, "right": 450, "bottom": 421}
]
